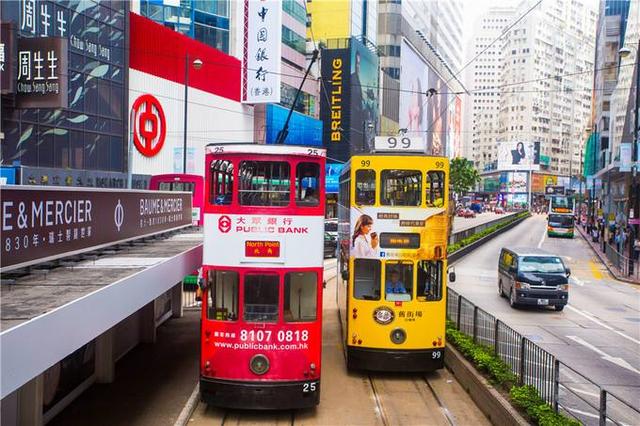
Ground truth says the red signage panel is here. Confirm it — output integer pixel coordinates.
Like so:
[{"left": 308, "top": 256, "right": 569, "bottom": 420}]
[{"left": 244, "top": 240, "right": 281, "bottom": 257}]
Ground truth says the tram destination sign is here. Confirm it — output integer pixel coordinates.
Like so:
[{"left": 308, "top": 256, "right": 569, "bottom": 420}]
[{"left": 0, "top": 186, "right": 192, "bottom": 271}]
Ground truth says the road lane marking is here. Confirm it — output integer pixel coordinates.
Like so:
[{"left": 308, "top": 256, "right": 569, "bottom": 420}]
[
  {"left": 566, "top": 335, "right": 640, "bottom": 375},
  {"left": 537, "top": 228, "right": 546, "bottom": 248},
  {"left": 571, "top": 276, "right": 585, "bottom": 287},
  {"left": 563, "top": 407, "right": 630, "bottom": 426},
  {"left": 589, "top": 260, "right": 604, "bottom": 280},
  {"left": 563, "top": 386, "right": 599, "bottom": 398},
  {"left": 565, "top": 305, "right": 640, "bottom": 345}
]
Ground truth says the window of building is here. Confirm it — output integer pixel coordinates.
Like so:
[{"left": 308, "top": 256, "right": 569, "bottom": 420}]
[
  {"left": 296, "top": 162, "right": 320, "bottom": 206},
  {"left": 283, "top": 0, "right": 306, "bottom": 25},
  {"left": 355, "top": 169, "right": 375, "bottom": 205},
  {"left": 239, "top": 161, "right": 290, "bottom": 206},
  {"left": 425, "top": 171, "right": 445, "bottom": 207},
  {"left": 194, "top": 0, "right": 229, "bottom": 16},
  {"left": 210, "top": 159, "right": 234, "bottom": 205},
  {"left": 380, "top": 170, "right": 421, "bottom": 206},
  {"left": 207, "top": 270, "right": 239, "bottom": 321},
  {"left": 244, "top": 274, "right": 279, "bottom": 322},
  {"left": 194, "top": 22, "right": 229, "bottom": 52},
  {"left": 385, "top": 261, "right": 413, "bottom": 301},
  {"left": 354, "top": 259, "right": 381, "bottom": 300},
  {"left": 284, "top": 272, "right": 317, "bottom": 322},
  {"left": 282, "top": 25, "right": 306, "bottom": 55}
]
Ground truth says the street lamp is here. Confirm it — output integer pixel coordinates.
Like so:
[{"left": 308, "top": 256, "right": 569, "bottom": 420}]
[{"left": 183, "top": 55, "right": 202, "bottom": 174}]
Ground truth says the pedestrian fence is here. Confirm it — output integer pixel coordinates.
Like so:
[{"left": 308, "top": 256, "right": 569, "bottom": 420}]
[
  {"left": 604, "top": 243, "right": 639, "bottom": 281},
  {"left": 447, "top": 288, "right": 640, "bottom": 425}
]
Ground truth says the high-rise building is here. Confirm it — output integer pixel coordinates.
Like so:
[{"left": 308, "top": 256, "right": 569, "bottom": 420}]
[
  {"left": 462, "top": 7, "right": 515, "bottom": 169},
  {"left": 306, "top": 0, "right": 377, "bottom": 45},
  {"left": 403, "top": 0, "right": 464, "bottom": 74}
]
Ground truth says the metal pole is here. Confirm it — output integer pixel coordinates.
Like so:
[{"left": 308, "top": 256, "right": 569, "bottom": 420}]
[
  {"left": 127, "top": 107, "right": 134, "bottom": 189},
  {"left": 553, "top": 359, "right": 560, "bottom": 412},
  {"left": 528, "top": 169, "right": 533, "bottom": 212},
  {"left": 183, "top": 53, "right": 189, "bottom": 174},
  {"left": 519, "top": 338, "right": 526, "bottom": 385},
  {"left": 599, "top": 389, "right": 607, "bottom": 426}
]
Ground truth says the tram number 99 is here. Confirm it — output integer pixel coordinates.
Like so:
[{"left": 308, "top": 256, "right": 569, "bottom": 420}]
[
  {"left": 302, "top": 382, "right": 318, "bottom": 393},
  {"left": 432, "top": 350, "right": 442, "bottom": 359},
  {"left": 239, "top": 329, "right": 309, "bottom": 342}
]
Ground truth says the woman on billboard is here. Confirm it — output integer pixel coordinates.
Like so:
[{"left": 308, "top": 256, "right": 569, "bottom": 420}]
[
  {"left": 511, "top": 142, "right": 526, "bottom": 165},
  {"left": 352, "top": 214, "right": 379, "bottom": 258}
]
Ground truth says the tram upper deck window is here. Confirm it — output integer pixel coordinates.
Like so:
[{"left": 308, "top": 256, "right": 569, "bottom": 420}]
[
  {"left": 381, "top": 170, "right": 422, "bottom": 206},
  {"left": 426, "top": 171, "right": 445, "bottom": 208},
  {"left": 296, "top": 162, "right": 320, "bottom": 207},
  {"left": 210, "top": 160, "right": 234, "bottom": 205},
  {"left": 355, "top": 169, "right": 375, "bottom": 205},
  {"left": 417, "top": 261, "right": 443, "bottom": 301},
  {"left": 244, "top": 274, "right": 279, "bottom": 322},
  {"left": 159, "top": 181, "right": 196, "bottom": 193},
  {"left": 206, "top": 270, "right": 239, "bottom": 321},
  {"left": 239, "top": 161, "right": 290, "bottom": 206},
  {"left": 385, "top": 261, "right": 413, "bottom": 301},
  {"left": 353, "top": 259, "right": 381, "bottom": 300},
  {"left": 284, "top": 272, "right": 317, "bottom": 322}
]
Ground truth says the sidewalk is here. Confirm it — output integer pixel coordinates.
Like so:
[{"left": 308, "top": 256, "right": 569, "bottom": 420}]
[{"left": 575, "top": 224, "right": 640, "bottom": 284}]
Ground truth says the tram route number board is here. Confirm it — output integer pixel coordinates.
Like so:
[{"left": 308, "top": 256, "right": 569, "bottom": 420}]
[{"left": 374, "top": 136, "right": 426, "bottom": 153}]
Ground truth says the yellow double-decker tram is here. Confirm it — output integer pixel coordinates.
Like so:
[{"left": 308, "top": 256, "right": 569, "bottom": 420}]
[{"left": 337, "top": 139, "right": 453, "bottom": 372}]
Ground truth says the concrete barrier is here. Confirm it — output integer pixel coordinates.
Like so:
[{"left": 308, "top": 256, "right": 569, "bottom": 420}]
[
  {"left": 450, "top": 212, "right": 520, "bottom": 245},
  {"left": 445, "top": 345, "right": 529, "bottom": 426}
]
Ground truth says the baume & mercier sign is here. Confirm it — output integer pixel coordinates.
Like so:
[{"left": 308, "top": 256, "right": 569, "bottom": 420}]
[{"left": 1, "top": 186, "right": 192, "bottom": 271}]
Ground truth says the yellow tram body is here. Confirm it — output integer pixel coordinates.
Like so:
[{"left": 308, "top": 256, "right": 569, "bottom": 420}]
[{"left": 337, "top": 154, "right": 451, "bottom": 372}]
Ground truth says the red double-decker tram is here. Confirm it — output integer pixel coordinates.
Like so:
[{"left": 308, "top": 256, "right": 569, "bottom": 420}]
[{"left": 200, "top": 144, "right": 326, "bottom": 409}]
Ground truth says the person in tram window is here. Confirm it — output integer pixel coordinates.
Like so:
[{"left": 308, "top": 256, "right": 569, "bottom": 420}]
[
  {"left": 386, "top": 269, "right": 406, "bottom": 294},
  {"left": 351, "top": 214, "right": 379, "bottom": 258},
  {"left": 303, "top": 187, "right": 318, "bottom": 205}
]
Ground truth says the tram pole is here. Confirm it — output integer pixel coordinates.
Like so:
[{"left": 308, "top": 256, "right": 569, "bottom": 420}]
[{"left": 275, "top": 49, "right": 319, "bottom": 145}]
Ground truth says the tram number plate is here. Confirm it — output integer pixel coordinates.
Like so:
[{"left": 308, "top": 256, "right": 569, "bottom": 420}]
[
  {"left": 302, "top": 382, "right": 318, "bottom": 393},
  {"left": 537, "top": 299, "right": 549, "bottom": 306}
]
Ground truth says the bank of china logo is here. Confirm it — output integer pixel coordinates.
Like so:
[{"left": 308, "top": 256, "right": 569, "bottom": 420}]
[
  {"left": 373, "top": 306, "right": 394, "bottom": 325},
  {"left": 218, "top": 215, "right": 231, "bottom": 233},
  {"left": 114, "top": 200, "right": 124, "bottom": 232}
]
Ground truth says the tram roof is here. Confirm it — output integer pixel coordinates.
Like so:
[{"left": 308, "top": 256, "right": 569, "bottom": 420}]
[{"left": 206, "top": 143, "right": 326, "bottom": 158}]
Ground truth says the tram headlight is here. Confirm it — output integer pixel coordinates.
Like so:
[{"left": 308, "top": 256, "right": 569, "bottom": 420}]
[
  {"left": 249, "top": 354, "right": 270, "bottom": 375},
  {"left": 390, "top": 328, "right": 407, "bottom": 345}
]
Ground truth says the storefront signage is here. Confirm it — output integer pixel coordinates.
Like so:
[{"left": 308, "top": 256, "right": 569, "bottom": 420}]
[
  {"left": 15, "top": 36, "right": 68, "bottom": 108},
  {"left": 620, "top": 143, "right": 632, "bottom": 172},
  {"left": 1, "top": 187, "right": 192, "bottom": 271},
  {"left": 241, "top": 0, "right": 282, "bottom": 103},
  {"left": 132, "top": 94, "right": 166, "bottom": 157},
  {"left": 1, "top": 23, "right": 15, "bottom": 94}
]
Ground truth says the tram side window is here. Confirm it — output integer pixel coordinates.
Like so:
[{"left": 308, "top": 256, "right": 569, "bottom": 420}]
[
  {"left": 244, "top": 274, "right": 279, "bottom": 322},
  {"left": 416, "top": 261, "right": 443, "bottom": 301},
  {"left": 206, "top": 270, "right": 239, "bottom": 321},
  {"left": 353, "top": 259, "right": 381, "bottom": 300},
  {"left": 159, "top": 181, "right": 196, "bottom": 193},
  {"left": 381, "top": 170, "right": 422, "bottom": 206},
  {"left": 384, "top": 261, "right": 413, "bottom": 301},
  {"left": 355, "top": 169, "right": 376, "bottom": 205},
  {"left": 296, "top": 162, "right": 320, "bottom": 207},
  {"left": 284, "top": 272, "right": 317, "bottom": 322},
  {"left": 426, "top": 171, "right": 445, "bottom": 207},
  {"left": 210, "top": 160, "right": 234, "bottom": 205},
  {"left": 239, "top": 161, "right": 290, "bottom": 206}
]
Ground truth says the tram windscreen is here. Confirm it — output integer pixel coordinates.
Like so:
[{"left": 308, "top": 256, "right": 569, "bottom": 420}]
[
  {"left": 353, "top": 259, "right": 381, "bottom": 300},
  {"left": 158, "top": 181, "right": 195, "bottom": 194},
  {"left": 284, "top": 272, "right": 317, "bottom": 322},
  {"left": 206, "top": 270, "right": 239, "bottom": 321},
  {"left": 380, "top": 170, "right": 421, "bottom": 206},
  {"left": 417, "top": 261, "right": 442, "bottom": 301},
  {"left": 244, "top": 274, "right": 279, "bottom": 322}
]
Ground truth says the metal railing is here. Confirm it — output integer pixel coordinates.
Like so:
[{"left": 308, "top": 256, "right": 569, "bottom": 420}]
[
  {"left": 604, "top": 243, "right": 639, "bottom": 280},
  {"left": 182, "top": 279, "right": 200, "bottom": 309},
  {"left": 447, "top": 288, "right": 640, "bottom": 425}
]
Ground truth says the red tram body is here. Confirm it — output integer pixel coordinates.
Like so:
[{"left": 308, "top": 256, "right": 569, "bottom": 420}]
[
  {"left": 149, "top": 174, "right": 204, "bottom": 226},
  {"left": 200, "top": 144, "right": 326, "bottom": 409}
]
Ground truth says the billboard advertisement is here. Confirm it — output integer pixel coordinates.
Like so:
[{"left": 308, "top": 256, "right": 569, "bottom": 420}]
[
  {"left": 265, "top": 104, "right": 322, "bottom": 147},
  {"left": 497, "top": 141, "right": 541, "bottom": 170},
  {"left": 504, "top": 172, "right": 528, "bottom": 193},
  {"left": 399, "top": 41, "right": 429, "bottom": 137},
  {"left": 350, "top": 39, "right": 379, "bottom": 153},
  {"left": 242, "top": 0, "right": 282, "bottom": 103},
  {"left": 320, "top": 47, "right": 351, "bottom": 162},
  {"left": 427, "top": 68, "right": 448, "bottom": 157},
  {"left": 326, "top": 163, "right": 344, "bottom": 193}
]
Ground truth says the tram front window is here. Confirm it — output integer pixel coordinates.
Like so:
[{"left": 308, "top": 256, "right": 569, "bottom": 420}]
[
  {"left": 244, "top": 274, "right": 279, "bottom": 322},
  {"left": 159, "top": 181, "right": 196, "bottom": 193},
  {"left": 284, "top": 272, "right": 317, "bottom": 322},
  {"left": 239, "top": 161, "right": 290, "bottom": 206},
  {"left": 354, "top": 259, "right": 381, "bottom": 300},
  {"left": 296, "top": 163, "right": 320, "bottom": 207},
  {"left": 355, "top": 170, "right": 375, "bottom": 205},
  {"left": 417, "top": 261, "right": 443, "bottom": 301},
  {"left": 206, "top": 270, "right": 239, "bottom": 321},
  {"left": 426, "top": 171, "right": 445, "bottom": 208},
  {"left": 381, "top": 170, "right": 422, "bottom": 206},
  {"left": 385, "top": 261, "right": 413, "bottom": 301}
]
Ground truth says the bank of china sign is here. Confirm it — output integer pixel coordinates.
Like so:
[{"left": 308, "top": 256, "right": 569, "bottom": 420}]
[{"left": 241, "top": 0, "right": 282, "bottom": 104}]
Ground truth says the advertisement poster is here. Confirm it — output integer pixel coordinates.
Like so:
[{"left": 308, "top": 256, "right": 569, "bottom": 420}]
[
  {"left": 173, "top": 147, "right": 196, "bottom": 174},
  {"left": 399, "top": 41, "right": 429, "bottom": 136},
  {"left": 497, "top": 141, "right": 540, "bottom": 170},
  {"left": 348, "top": 207, "right": 447, "bottom": 261},
  {"left": 325, "top": 163, "right": 344, "bottom": 194},
  {"left": 504, "top": 172, "right": 528, "bottom": 193},
  {"left": 620, "top": 143, "right": 632, "bottom": 172},
  {"left": 320, "top": 47, "right": 351, "bottom": 162},
  {"left": 350, "top": 38, "right": 379, "bottom": 153},
  {"left": 427, "top": 68, "right": 448, "bottom": 157}
]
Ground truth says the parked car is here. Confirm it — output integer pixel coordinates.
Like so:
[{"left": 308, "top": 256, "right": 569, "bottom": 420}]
[
  {"left": 324, "top": 219, "right": 338, "bottom": 239},
  {"left": 497, "top": 247, "right": 570, "bottom": 311},
  {"left": 324, "top": 232, "right": 337, "bottom": 258}
]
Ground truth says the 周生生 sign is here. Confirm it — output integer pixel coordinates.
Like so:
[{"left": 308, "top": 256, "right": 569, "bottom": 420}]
[{"left": 15, "top": 37, "right": 68, "bottom": 108}]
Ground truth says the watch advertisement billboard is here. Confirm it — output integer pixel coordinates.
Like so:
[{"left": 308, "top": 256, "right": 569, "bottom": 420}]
[
  {"left": 320, "top": 46, "right": 351, "bottom": 162},
  {"left": 497, "top": 141, "right": 540, "bottom": 170}
]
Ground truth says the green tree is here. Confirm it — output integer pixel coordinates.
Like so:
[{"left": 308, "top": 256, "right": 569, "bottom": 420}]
[{"left": 450, "top": 157, "right": 481, "bottom": 196}]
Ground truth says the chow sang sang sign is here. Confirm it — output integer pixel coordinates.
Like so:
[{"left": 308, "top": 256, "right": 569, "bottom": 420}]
[{"left": 1, "top": 186, "right": 192, "bottom": 271}]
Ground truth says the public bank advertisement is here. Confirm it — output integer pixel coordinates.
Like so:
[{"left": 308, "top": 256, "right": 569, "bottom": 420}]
[{"left": 348, "top": 207, "right": 448, "bottom": 261}]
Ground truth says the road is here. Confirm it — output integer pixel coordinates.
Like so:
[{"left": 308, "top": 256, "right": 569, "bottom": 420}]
[
  {"left": 450, "top": 214, "right": 640, "bottom": 424},
  {"left": 189, "top": 258, "right": 491, "bottom": 425}
]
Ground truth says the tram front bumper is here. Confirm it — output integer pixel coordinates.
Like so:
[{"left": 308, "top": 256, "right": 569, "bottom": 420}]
[
  {"left": 347, "top": 346, "right": 445, "bottom": 372},
  {"left": 200, "top": 377, "right": 320, "bottom": 410}
]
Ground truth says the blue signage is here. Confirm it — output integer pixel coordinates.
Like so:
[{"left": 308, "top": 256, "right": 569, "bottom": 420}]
[
  {"left": 326, "top": 163, "right": 343, "bottom": 193},
  {"left": 0, "top": 167, "right": 17, "bottom": 185},
  {"left": 265, "top": 104, "right": 322, "bottom": 146}
]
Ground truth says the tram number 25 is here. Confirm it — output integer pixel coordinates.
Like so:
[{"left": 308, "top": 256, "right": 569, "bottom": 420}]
[{"left": 302, "top": 382, "right": 318, "bottom": 393}]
